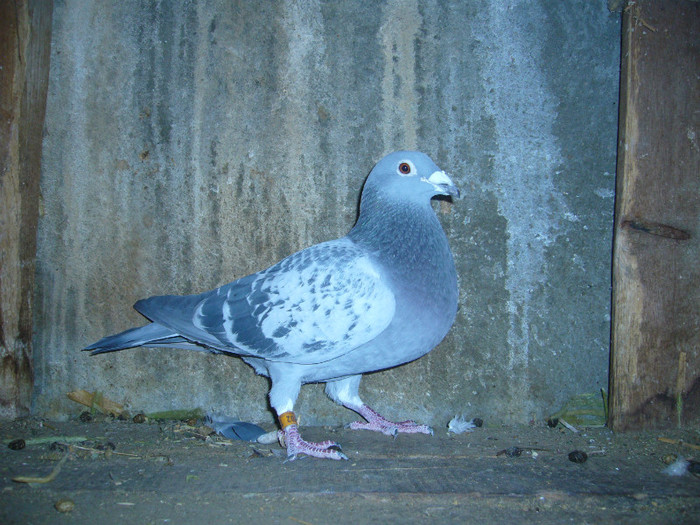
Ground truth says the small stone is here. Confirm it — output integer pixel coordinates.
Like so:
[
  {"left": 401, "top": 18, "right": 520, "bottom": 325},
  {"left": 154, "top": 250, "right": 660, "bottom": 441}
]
[
  {"left": 198, "top": 425, "right": 215, "bottom": 436},
  {"left": 662, "top": 454, "right": 678, "bottom": 465},
  {"left": 497, "top": 446, "right": 523, "bottom": 457},
  {"left": 133, "top": 413, "right": 147, "bottom": 424},
  {"left": 54, "top": 498, "right": 75, "bottom": 513}
]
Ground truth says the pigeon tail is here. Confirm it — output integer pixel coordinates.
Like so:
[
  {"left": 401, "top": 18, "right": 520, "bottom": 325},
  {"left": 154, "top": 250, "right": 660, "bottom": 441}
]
[{"left": 83, "top": 323, "right": 196, "bottom": 354}]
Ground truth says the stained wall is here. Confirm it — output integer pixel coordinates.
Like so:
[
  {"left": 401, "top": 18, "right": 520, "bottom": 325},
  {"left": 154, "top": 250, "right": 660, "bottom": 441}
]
[{"left": 34, "top": 0, "right": 621, "bottom": 426}]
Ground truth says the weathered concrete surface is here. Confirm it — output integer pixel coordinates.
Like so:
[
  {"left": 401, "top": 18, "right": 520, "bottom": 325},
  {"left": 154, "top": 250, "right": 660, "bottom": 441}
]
[{"left": 33, "top": 1, "right": 621, "bottom": 426}]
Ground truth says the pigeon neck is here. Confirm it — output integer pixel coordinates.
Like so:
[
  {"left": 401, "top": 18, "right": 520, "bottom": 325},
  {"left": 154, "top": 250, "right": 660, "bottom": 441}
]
[{"left": 348, "top": 189, "right": 448, "bottom": 263}]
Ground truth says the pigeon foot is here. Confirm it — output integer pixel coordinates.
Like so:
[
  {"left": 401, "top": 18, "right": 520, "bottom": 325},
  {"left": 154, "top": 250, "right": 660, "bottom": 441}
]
[
  {"left": 348, "top": 404, "right": 433, "bottom": 436},
  {"left": 280, "top": 424, "right": 348, "bottom": 461}
]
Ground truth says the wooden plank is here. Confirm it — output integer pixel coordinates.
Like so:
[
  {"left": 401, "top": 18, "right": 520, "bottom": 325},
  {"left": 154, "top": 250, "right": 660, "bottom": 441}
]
[
  {"left": 609, "top": 0, "right": 700, "bottom": 430},
  {"left": 0, "top": 0, "right": 53, "bottom": 417}
]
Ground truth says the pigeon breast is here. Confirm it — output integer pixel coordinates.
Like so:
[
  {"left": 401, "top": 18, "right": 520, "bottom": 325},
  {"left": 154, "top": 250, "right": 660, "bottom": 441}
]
[{"left": 296, "top": 187, "right": 459, "bottom": 381}]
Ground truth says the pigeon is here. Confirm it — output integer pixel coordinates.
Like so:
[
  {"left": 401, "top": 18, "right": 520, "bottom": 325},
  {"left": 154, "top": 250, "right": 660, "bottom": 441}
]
[{"left": 85, "top": 151, "right": 460, "bottom": 460}]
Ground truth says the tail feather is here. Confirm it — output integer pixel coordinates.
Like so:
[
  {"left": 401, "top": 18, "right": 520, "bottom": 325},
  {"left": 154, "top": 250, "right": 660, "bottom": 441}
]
[{"left": 84, "top": 323, "right": 188, "bottom": 354}]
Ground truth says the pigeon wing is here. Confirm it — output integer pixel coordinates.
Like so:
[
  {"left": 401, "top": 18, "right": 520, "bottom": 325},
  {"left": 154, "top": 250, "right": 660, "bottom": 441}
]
[{"left": 134, "top": 238, "right": 396, "bottom": 365}]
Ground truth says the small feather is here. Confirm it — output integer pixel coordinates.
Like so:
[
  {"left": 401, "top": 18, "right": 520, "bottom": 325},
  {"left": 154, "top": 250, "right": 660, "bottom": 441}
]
[
  {"left": 447, "top": 415, "right": 479, "bottom": 434},
  {"left": 663, "top": 457, "right": 690, "bottom": 477},
  {"left": 205, "top": 414, "right": 266, "bottom": 442}
]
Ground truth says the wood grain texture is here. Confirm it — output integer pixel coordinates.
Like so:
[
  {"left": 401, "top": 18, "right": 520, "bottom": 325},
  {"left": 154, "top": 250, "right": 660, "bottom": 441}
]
[
  {"left": 0, "top": 0, "right": 52, "bottom": 417},
  {"left": 610, "top": 0, "right": 700, "bottom": 430}
]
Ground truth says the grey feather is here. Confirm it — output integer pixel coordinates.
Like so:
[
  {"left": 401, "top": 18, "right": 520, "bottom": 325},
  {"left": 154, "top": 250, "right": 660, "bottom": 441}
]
[
  {"left": 205, "top": 414, "right": 266, "bottom": 442},
  {"left": 85, "top": 323, "right": 209, "bottom": 354}
]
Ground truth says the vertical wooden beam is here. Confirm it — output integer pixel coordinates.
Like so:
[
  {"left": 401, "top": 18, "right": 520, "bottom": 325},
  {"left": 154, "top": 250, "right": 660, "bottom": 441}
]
[
  {"left": 610, "top": 0, "right": 700, "bottom": 430},
  {"left": 0, "top": 0, "right": 53, "bottom": 418}
]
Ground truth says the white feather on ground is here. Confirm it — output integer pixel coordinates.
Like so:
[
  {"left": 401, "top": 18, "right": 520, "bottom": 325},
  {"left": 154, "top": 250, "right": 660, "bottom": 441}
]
[{"left": 447, "top": 415, "right": 479, "bottom": 434}]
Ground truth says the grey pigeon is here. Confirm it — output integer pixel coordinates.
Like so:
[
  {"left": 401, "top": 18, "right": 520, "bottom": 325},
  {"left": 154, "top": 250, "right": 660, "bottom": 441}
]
[{"left": 85, "top": 151, "right": 459, "bottom": 460}]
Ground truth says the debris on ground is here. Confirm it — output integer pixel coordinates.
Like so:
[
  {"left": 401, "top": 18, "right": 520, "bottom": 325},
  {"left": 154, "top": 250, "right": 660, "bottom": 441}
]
[
  {"left": 497, "top": 446, "right": 523, "bottom": 457},
  {"left": 664, "top": 457, "right": 692, "bottom": 476},
  {"left": 257, "top": 430, "right": 281, "bottom": 445},
  {"left": 1, "top": 418, "right": 698, "bottom": 523},
  {"left": 145, "top": 408, "right": 206, "bottom": 421},
  {"left": 66, "top": 390, "right": 124, "bottom": 417},
  {"left": 7, "top": 439, "right": 25, "bottom": 450},
  {"left": 205, "top": 414, "right": 267, "bottom": 442},
  {"left": 658, "top": 436, "right": 700, "bottom": 451},
  {"left": 548, "top": 391, "right": 607, "bottom": 428},
  {"left": 54, "top": 498, "right": 75, "bottom": 513},
  {"left": 5, "top": 436, "right": 89, "bottom": 448},
  {"left": 12, "top": 451, "right": 71, "bottom": 484},
  {"left": 558, "top": 418, "right": 579, "bottom": 433},
  {"left": 568, "top": 450, "right": 588, "bottom": 463},
  {"left": 447, "top": 415, "right": 483, "bottom": 434}
]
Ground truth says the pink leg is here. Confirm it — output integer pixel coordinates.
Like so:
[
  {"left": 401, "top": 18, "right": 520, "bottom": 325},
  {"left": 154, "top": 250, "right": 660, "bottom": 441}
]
[
  {"left": 280, "top": 424, "right": 348, "bottom": 461},
  {"left": 347, "top": 404, "right": 433, "bottom": 436}
]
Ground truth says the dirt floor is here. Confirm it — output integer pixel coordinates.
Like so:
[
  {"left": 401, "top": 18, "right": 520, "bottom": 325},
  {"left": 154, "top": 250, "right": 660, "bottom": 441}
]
[{"left": 1, "top": 416, "right": 699, "bottom": 524}]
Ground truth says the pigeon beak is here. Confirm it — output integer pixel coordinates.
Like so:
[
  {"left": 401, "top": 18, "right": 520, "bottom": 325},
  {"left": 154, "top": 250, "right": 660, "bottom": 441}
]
[{"left": 424, "top": 170, "right": 461, "bottom": 199}]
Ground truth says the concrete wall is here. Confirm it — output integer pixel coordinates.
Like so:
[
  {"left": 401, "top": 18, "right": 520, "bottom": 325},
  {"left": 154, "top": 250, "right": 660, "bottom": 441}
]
[{"left": 33, "top": 0, "right": 621, "bottom": 427}]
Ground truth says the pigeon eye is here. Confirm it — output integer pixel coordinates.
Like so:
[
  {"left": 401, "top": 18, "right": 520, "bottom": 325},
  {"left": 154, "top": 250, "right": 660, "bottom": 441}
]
[{"left": 398, "top": 162, "right": 411, "bottom": 174}]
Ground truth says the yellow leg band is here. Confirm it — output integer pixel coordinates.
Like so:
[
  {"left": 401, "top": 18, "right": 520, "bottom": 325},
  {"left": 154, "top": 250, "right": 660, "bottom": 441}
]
[{"left": 278, "top": 411, "right": 297, "bottom": 429}]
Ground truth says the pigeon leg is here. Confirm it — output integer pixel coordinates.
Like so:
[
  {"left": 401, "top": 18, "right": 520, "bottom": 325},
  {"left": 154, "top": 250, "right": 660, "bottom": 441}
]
[
  {"left": 278, "top": 412, "right": 348, "bottom": 461},
  {"left": 325, "top": 376, "right": 433, "bottom": 436},
  {"left": 346, "top": 404, "right": 434, "bottom": 437}
]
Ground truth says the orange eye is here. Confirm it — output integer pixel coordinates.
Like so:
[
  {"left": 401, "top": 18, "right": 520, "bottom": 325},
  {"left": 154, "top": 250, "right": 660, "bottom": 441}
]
[{"left": 398, "top": 162, "right": 411, "bottom": 174}]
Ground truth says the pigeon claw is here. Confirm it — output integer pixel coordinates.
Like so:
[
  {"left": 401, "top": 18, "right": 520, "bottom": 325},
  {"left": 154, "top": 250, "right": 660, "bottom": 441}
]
[
  {"left": 281, "top": 424, "right": 348, "bottom": 461},
  {"left": 348, "top": 404, "right": 434, "bottom": 436},
  {"left": 349, "top": 419, "right": 432, "bottom": 436}
]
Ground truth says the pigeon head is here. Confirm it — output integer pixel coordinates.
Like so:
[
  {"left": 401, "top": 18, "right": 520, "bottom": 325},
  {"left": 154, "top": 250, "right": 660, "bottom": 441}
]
[{"left": 363, "top": 151, "right": 460, "bottom": 202}]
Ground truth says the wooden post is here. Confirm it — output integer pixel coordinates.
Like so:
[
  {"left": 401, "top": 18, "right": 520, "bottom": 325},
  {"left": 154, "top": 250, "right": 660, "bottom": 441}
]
[
  {"left": 610, "top": 0, "right": 700, "bottom": 430},
  {"left": 0, "top": 0, "right": 53, "bottom": 418}
]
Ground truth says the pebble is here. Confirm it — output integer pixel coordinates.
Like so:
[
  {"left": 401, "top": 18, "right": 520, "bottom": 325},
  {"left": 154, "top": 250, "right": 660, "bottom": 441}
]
[{"left": 54, "top": 498, "right": 75, "bottom": 513}]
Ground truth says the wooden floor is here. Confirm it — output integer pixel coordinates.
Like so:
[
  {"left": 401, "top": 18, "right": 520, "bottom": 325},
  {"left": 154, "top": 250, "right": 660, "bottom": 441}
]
[{"left": 1, "top": 418, "right": 699, "bottom": 524}]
